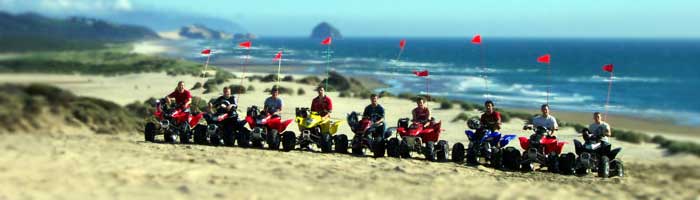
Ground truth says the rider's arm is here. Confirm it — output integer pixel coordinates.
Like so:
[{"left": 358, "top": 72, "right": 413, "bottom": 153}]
[
  {"left": 326, "top": 97, "right": 333, "bottom": 113},
  {"left": 605, "top": 125, "right": 612, "bottom": 137},
  {"left": 375, "top": 106, "right": 385, "bottom": 124},
  {"left": 277, "top": 99, "right": 284, "bottom": 113}
]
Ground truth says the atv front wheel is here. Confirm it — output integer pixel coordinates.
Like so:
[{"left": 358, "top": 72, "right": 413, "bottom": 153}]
[
  {"left": 547, "top": 152, "right": 560, "bottom": 173},
  {"left": 144, "top": 122, "right": 156, "bottom": 142},
  {"left": 372, "top": 140, "right": 386, "bottom": 158},
  {"left": 436, "top": 140, "right": 449, "bottom": 162},
  {"left": 610, "top": 159, "right": 624, "bottom": 177},
  {"left": 466, "top": 148, "right": 479, "bottom": 165},
  {"left": 334, "top": 134, "right": 349, "bottom": 154},
  {"left": 222, "top": 125, "right": 236, "bottom": 146},
  {"left": 237, "top": 128, "right": 251, "bottom": 148},
  {"left": 193, "top": 125, "right": 208, "bottom": 145},
  {"left": 399, "top": 139, "right": 411, "bottom": 158},
  {"left": 281, "top": 131, "right": 296, "bottom": 152},
  {"left": 558, "top": 153, "right": 576, "bottom": 175},
  {"left": 490, "top": 147, "right": 503, "bottom": 169},
  {"left": 320, "top": 133, "right": 333, "bottom": 153},
  {"left": 267, "top": 129, "right": 280, "bottom": 150},
  {"left": 210, "top": 134, "right": 223, "bottom": 146},
  {"left": 424, "top": 141, "right": 436, "bottom": 161},
  {"left": 451, "top": 143, "right": 465, "bottom": 163},
  {"left": 164, "top": 131, "right": 176, "bottom": 144},
  {"left": 387, "top": 138, "right": 400, "bottom": 158},
  {"left": 598, "top": 156, "right": 610, "bottom": 178},
  {"left": 502, "top": 147, "right": 521, "bottom": 171}
]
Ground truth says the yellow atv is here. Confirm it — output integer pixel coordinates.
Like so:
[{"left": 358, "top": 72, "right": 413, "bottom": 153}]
[{"left": 294, "top": 107, "right": 347, "bottom": 153}]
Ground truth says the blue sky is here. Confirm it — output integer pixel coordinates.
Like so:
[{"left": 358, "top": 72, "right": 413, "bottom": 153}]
[{"left": 2, "top": 0, "right": 699, "bottom": 38}]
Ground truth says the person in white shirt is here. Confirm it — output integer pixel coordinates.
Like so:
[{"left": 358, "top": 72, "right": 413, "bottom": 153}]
[
  {"left": 531, "top": 104, "right": 558, "bottom": 136},
  {"left": 587, "top": 112, "right": 612, "bottom": 142}
]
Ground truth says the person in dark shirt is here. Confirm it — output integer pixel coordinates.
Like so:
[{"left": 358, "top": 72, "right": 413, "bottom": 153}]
[
  {"left": 208, "top": 87, "right": 237, "bottom": 114},
  {"left": 165, "top": 81, "right": 192, "bottom": 110},
  {"left": 363, "top": 94, "right": 386, "bottom": 137},
  {"left": 310, "top": 86, "right": 333, "bottom": 118},
  {"left": 480, "top": 100, "right": 502, "bottom": 131}
]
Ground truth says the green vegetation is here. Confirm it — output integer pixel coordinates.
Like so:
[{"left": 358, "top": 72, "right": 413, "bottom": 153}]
[
  {"left": 297, "top": 88, "right": 306, "bottom": 95},
  {"left": 452, "top": 112, "right": 476, "bottom": 123}
]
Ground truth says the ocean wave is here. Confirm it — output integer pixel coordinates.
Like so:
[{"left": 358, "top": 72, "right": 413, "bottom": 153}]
[{"left": 566, "top": 75, "right": 666, "bottom": 83}]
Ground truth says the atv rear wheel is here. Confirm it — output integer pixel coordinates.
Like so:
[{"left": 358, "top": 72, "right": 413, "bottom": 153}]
[
  {"left": 179, "top": 124, "right": 191, "bottom": 144},
  {"left": 267, "top": 129, "right": 280, "bottom": 150},
  {"left": 490, "top": 147, "right": 503, "bottom": 169},
  {"left": 193, "top": 125, "right": 208, "bottom": 145},
  {"left": 222, "top": 125, "right": 236, "bottom": 146},
  {"left": 451, "top": 143, "right": 465, "bottom": 163},
  {"left": 320, "top": 133, "right": 333, "bottom": 153},
  {"left": 334, "top": 134, "right": 349, "bottom": 154},
  {"left": 502, "top": 147, "right": 521, "bottom": 171},
  {"left": 436, "top": 140, "right": 449, "bottom": 162},
  {"left": 210, "top": 134, "right": 223, "bottom": 146},
  {"left": 237, "top": 128, "right": 251, "bottom": 148},
  {"left": 466, "top": 148, "right": 479, "bottom": 165},
  {"left": 521, "top": 152, "right": 534, "bottom": 172},
  {"left": 144, "top": 122, "right": 156, "bottom": 142},
  {"left": 372, "top": 140, "right": 386, "bottom": 158},
  {"left": 281, "top": 131, "right": 296, "bottom": 152},
  {"left": 387, "top": 138, "right": 400, "bottom": 158},
  {"left": 598, "top": 156, "right": 610, "bottom": 178},
  {"left": 424, "top": 141, "right": 436, "bottom": 161}
]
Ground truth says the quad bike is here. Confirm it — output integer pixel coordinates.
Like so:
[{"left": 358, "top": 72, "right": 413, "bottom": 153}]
[
  {"left": 452, "top": 119, "right": 517, "bottom": 168},
  {"left": 347, "top": 111, "right": 389, "bottom": 157},
  {"left": 192, "top": 100, "right": 246, "bottom": 146},
  {"left": 243, "top": 106, "right": 295, "bottom": 151},
  {"left": 560, "top": 128, "right": 624, "bottom": 178},
  {"left": 505, "top": 125, "right": 567, "bottom": 172},
  {"left": 144, "top": 99, "right": 205, "bottom": 144},
  {"left": 294, "top": 107, "right": 346, "bottom": 153},
  {"left": 386, "top": 118, "right": 449, "bottom": 162}
]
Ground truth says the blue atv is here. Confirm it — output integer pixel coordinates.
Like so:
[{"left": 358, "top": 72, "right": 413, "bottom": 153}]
[{"left": 452, "top": 119, "right": 517, "bottom": 168}]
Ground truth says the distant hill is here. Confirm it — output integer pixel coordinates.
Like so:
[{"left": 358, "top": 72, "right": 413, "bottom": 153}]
[
  {"left": 0, "top": 11, "right": 159, "bottom": 41},
  {"left": 310, "top": 22, "right": 342, "bottom": 39},
  {"left": 102, "top": 10, "right": 246, "bottom": 34},
  {"left": 176, "top": 24, "right": 256, "bottom": 40}
]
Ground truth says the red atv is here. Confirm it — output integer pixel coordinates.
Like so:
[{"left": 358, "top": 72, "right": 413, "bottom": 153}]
[
  {"left": 501, "top": 125, "right": 567, "bottom": 172},
  {"left": 243, "top": 106, "right": 295, "bottom": 151},
  {"left": 386, "top": 118, "right": 449, "bottom": 162},
  {"left": 347, "top": 111, "right": 388, "bottom": 157},
  {"left": 144, "top": 99, "right": 205, "bottom": 144}
]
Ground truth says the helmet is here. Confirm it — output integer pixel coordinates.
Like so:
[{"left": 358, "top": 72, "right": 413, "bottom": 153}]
[{"left": 467, "top": 118, "right": 481, "bottom": 130}]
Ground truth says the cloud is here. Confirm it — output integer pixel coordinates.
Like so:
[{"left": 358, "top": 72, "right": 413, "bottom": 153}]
[{"left": 0, "top": 0, "right": 133, "bottom": 14}]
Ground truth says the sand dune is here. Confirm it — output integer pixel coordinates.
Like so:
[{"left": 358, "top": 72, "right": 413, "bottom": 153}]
[{"left": 0, "top": 72, "right": 699, "bottom": 200}]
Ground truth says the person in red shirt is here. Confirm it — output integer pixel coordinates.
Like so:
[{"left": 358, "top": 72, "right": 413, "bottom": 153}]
[
  {"left": 165, "top": 81, "right": 192, "bottom": 110},
  {"left": 412, "top": 97, "right": 432, "bottom": 127},
  {"left": 480, "top": 100, "right": 502, "bottom": 131},
  {"left": 311, "top": 86, "right": 333, "bottom": 118}
]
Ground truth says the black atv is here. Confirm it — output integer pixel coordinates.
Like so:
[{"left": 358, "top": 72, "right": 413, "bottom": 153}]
[
  {"left": 193, "top": 100, "right": 246, "bottom": 146},
  {"left": 347, "top": 111, "right": 389, "bottom": 157},
  {"left": 564, "top": 128, "right": 624, "bottom": 178}
]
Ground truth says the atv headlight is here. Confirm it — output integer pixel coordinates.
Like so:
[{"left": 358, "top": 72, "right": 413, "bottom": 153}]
[{"left": 160, "top": 120, "right": 170, "bottom": 128}]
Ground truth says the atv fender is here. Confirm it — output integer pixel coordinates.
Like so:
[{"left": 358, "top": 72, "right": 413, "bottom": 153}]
[
  {"left": 518, "top": 136, "right": 530, "bottom": 150},
  {"left": 499, "top": 134, "right": 517, "bottom": 147}
]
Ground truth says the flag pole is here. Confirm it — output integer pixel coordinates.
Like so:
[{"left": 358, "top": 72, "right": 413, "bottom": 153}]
[
  {"left": 604, "top": 71, "right": 613, "bottom": 121},
  {"left": 239, "top": 48, "right": 250, "bottom": 96},
  {"left": 203, "top": 53, "right": 211, "bottom": 77},
  {"left": 480, "top": 44, "right": 488, "bottom": 100},
  {"left": 547, "top": 62, "right": 551, "bottom": 105},
  {"left": 277, "top": 50, "right": 283, "bottom": 87},
  {"left": 325, "top": 43, "right": 331, "bottom": 89}
]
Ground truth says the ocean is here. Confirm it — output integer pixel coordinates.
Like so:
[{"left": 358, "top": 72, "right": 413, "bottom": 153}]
[{"left": 165, "top": 37, "right": 700, "bottom": 127}]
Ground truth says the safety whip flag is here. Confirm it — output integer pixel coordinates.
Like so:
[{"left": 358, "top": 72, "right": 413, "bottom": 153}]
[
  {"left": 413, "top": 70, "right": 429, "bottom": 77},
  {"left": 273, "top": 51, "right": 283, "bottom": 61},
  {"left": 537, "top": 54, "right": 552, "bottom": 104},
  {"left": 471, "top": 34, "right": 482, "bottom": 45},
  {"left": 603, "top": 64, "right": 615, "bottom": 120},
  {"left": 399, "top": 39, "right": 406, "bottom": 49},
  {"left": 537, "top": 54, "right": 551, "bottom": 64},
  {"left": 321, "top": 37, "right": 332, "bottom": 45},
  {"left": 201, "top": 49, "right": 211, "bottom": 55},
  {"left": 239, "top": 41, "right": 252, "bottom": 48}
]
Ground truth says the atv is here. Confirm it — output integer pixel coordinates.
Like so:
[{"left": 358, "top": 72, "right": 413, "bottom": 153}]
[
  {"left": 452, "top": 119, "right": 517, "bottom": 168},
  {"left": 386, "top": 118, "right": 449, "bottom": 162},
  {"left": 144, "top": 98, "right": 205, "bottom": 144},
  {"left": 294, "top": 107, "right": 346, "bottom": 153},
  {"left": 242, "top": 106, "right": 295, "bottom": 151},
  {"left": 193, "top": 100, "right": 246, "bottom": 146},
  {"left": 506, "top": 125, "right": 567, "bottom": 172},
  {"left": 562, "top": 128, "right": 624, "bottom": 178},
  {"left": 347, "top": 111, "right": 389, "bottom": 157}
]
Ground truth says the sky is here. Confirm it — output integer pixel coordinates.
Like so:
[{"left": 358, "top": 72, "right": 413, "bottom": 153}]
[{"left": 2, "top": 0, "right": 699, "bottom": 38}]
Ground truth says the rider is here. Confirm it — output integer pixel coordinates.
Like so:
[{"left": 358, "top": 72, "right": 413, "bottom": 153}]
[
  {"left": 208, "top": 86, "right": 237, "bottom": 114},
  {"left": 587, "top": 112, "right": 612, "bottom": 143},
  {"left": 165, "top": 81, "right": 192, "bottom": 111},
  {"left": 311, "top": 86, "right": 333, "bottom": 118},
  {"left": 412, "top": 97, "right": 432, "bottom": 127},
  {"left": 530, "top": 104, "right": 558, "bottom": 136},
  {"left": 363, "top": 94, "right": 386, "bottom": 137},
  {"left": 263, "top": 86, "right": 284, "bottom": 116},
  {"left": 480, "top": 100, "right": 502, "bottom": 131}
]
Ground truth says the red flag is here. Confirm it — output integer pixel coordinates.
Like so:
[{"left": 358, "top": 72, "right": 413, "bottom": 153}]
[
  {"left": 471, "top": 34, "right": 482, "bottom": 44},
  {"left": 399, "top": 39, "right": 406, "bottom": 49},
  {"left": 239, "top": 41, "right": 252, "bottom": 48},
  {"left": 413, "top": 70, "right": 429, "bottom": 77},
  {"left": 321, "top": 37, "right": 332, "bottom": 45},
  {"left": 537, "top": 54, "right": 551, "bottom": 64},
  {"left": 273, "top": 51, "right": 283, "bottom": 61},
  {"left": 201, "top": 49, "right": 211, "bottom": 55},
  {"left": 603, "top": 64, "right": 614, "bottom": 72}
]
